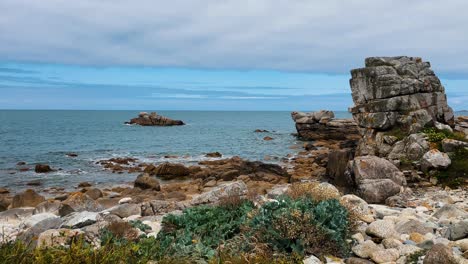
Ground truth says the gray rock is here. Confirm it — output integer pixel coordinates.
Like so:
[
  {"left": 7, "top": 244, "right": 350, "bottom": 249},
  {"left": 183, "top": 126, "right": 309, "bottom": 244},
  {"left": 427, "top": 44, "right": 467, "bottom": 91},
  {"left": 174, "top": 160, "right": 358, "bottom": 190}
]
[
  {"left": 37, "top": 228, "right": 84, "bottom": 248},
  {"left": 441, "top": 138, "right": 468, "bottom": 152},
  {"left": 423, "top": 243, "right": 458, "bottom": 264},
  {"left": 191, "top": 181, "right": 247, "bottom": 205},
  {"left": 352, "top": 240, "right": 382, "bottom": 258},
  {"left": 105, "top": 204, "right": 141, "bottom": 218},
  {"left": 395, "top": 219, "right": 434, "bottom": 235},
  {"left": 421, "top": 149, "right": 451, "bottom": 172},
  {"left": 61, "top": 211, "right": 99, "bottom": 228},
  {"left": 33, "top": 200, "right": 62, "bottom": 215},
  {"left": 345, "top": 156, "right": 406, "bottom": 203},
  {"left": 369, "top": 248, "right": 399, "bottom": 263},
  {"left": 443, "top": 219, "right": 468, "bottom": 241},
  {"left": 433, "top": 204, "right": 467, "bottom": 220},
  {"left": 134, "top": 173, "right": 161, "bottom": 191},
  {"left": 22, "top": 213, "right": 58, "bottom": 229},
  {"left": 366, "top": 220, "right": 399, "bottom": 239},
  {"left": 17, "top": 217, "right": 63, "bottom": 244},
  {"left": 303, "top": 255, "right": 322, "bottom": 264}
]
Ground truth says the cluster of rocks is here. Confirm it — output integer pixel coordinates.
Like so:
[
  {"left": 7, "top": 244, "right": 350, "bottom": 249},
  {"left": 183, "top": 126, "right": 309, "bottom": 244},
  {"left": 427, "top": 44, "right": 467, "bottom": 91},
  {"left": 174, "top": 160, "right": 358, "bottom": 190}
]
[
  {"left": 291, "top": 110, "right": 360, "bottom": 141},
  {"left": 125, "top": 112, "right": 185, "bottom": 126}
]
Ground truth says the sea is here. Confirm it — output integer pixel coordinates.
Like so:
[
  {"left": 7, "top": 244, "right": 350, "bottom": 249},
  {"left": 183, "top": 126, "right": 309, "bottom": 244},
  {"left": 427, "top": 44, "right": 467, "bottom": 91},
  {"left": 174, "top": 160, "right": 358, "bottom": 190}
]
[{"left": 0, "top": 110, "right": 465, "bottom": 192}]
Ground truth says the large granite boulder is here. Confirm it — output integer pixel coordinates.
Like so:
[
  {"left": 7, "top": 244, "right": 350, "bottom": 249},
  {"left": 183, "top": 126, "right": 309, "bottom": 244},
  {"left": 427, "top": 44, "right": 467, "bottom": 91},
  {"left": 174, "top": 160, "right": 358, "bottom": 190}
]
[
  {"left": 345, "top": 156, "right": 406, "bottom": 203},
  {"left": 145, "top": 163, "right": 190, "bottom": 179},
  {"left": 126, "top": 112, "right": 184, "bottom": 126},
  {"left": 291, "top": 110, "right": 359, "bottom": 141},
  {"left": 349, "top": 57, "right": 455, "bottom": 158}
]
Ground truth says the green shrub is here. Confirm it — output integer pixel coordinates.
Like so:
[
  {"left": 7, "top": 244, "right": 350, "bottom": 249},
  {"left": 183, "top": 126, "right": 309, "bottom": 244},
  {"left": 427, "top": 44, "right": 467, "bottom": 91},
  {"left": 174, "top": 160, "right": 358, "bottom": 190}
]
[
  {"left": 422, "top": 127, "right": 447, "bottom": 142},
  {"left": 245, "top": 196, "right": 350, "bottom": 258},
  {"left": 157, "top": 201, "right": 255, "bottom": 260}
]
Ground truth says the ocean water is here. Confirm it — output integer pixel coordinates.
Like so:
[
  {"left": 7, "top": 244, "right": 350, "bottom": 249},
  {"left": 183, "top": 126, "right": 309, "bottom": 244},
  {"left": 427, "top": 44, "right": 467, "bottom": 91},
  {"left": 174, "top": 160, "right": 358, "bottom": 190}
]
[{"left": 0, "top": 110, "right": 351, "bottom": 192}]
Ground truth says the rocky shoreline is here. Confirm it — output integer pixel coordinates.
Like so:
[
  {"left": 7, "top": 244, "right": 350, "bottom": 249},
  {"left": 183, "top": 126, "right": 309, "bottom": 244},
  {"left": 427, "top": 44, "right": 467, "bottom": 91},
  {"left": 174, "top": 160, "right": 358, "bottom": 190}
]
[{"left": 1, "top": 56, "right": 467, "bottom": 263}]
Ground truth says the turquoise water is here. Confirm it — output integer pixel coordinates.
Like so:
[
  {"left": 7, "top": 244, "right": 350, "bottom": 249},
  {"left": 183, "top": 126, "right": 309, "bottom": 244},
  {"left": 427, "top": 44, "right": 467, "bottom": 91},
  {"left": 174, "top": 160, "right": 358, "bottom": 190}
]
[{"left": 0, "top": 110, "right": 350, "bottom": 191}]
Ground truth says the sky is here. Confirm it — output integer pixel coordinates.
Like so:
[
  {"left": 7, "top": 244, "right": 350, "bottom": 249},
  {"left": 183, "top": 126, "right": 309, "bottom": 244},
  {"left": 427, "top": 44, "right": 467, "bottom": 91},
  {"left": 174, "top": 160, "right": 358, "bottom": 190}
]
[{"left": 0, "top": 0, "right": 467, "bottom": 110}]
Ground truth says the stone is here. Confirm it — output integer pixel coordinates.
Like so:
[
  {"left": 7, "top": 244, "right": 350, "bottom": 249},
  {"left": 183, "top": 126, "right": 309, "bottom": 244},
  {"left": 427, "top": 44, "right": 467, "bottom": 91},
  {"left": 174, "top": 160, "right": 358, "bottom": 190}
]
[
  {"left": 339, "top": 194, "right": 372, "bottom": 222},
  {"left": 423, "top": 244, "right": 458, "bottom": 264},
  {"left": 267, "top": 184, "right": 290, "bottom": 199},
  {"left": 85, "top": 188, "right": 103, "bottom": 200},
  {"left": 78, "top": 182, "right": 92, "bottom": 188},
  {"left": 148, "top": 163, "right": 190, "bottom": 179},
  {"left": 421, "top": 149, "right": 451, "bottom": 171},
  {"left": 409, "top": 232, "right": 425, "bottom": 243},
  {"left": 382, "top": 238, "right": 403, "bottom": 249},
  {"left": 22, "top": 213, "right": 58, "bottom": 229},
  {"left": 118, "top": 197, "right": 132, "bottom": 204},
  {"left": 191, "top": 181, "right": 247, "bottom": 205},
  {"left": 344, "top": 258, "right": 374, "bottom": 264},
  {"left": 397, "top": 244, "right": 423, "bottom": 256},
  {"left": 205, "top": 152, "right": 222, "bottom": 158},
  {"left": 105, "top": 204, "right": 141, "bottom": 218},
  {"left": 369, "top": 248, "right": 399, "bottom": 263},
  {"left": 37, "top": 229, "right": 84, "bottom": 248},
  {"left": 11, "top": 189, "right": 45, "bottom": 208},
  {"left": 352, "top": 240, "right": 381, "bottom": 258},
  {"left": 443, "top": 220, "right": 468, "bottom": 241},
  {"left": 263, "top": 136, "right": 274, "bottom": 141},
  {"left": 345, "top": 156, "right": 406, "bottom": 203},
  {"left": 61, "top": 211, "right": 99, "bottom": 228},
  {"left": 17, "top": 217, "right": 63, "bottom": 244},
  {"left": 126, "top": 112, "right": 184, "bottom": 126},
  {"left": 134, "top": 173, "right": 161, "bottom": 191},
  {"left": 366, "top": 220, "right": 399, "bottom": 239},
  {"left": 454, "top": 238, "right": 468, "bottom": 252},
  {"left": 442, "top": 138, "right": 468, "bottom": 152},
  {"left": 395, "top": 219, "right": 434, "bottom": 235},
  {"left": 433, "top": 204, "right": 467, "bottom": 220},
  {"left": 62, "top": 192, "right": 103, "bottom": 212},
  {"left": 303, "top": 255, "right": 323, "bottom": 264},
  {"left": 434, "top": 121, "right": 453, "bottom": 132},
  {"left": 35, "top": 164, "right": 53, "bottom": 173}
]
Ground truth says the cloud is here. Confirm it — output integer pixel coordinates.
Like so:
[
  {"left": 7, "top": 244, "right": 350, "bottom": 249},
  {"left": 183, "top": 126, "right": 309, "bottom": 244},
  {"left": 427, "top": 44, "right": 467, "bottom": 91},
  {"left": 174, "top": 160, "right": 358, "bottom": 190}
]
[{"left": 1, "top": 0, "right": 468, "bottom": 75}]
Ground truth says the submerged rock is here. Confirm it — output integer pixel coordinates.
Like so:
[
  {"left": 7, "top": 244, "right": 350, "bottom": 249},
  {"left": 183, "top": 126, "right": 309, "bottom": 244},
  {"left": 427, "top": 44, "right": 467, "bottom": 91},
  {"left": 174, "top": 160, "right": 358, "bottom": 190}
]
[
  {"left": 126, "top": 112, "right": 184, "bottom": 126},
  {"left": 34, "top": 164, "right": 53, "bottom": 173},
  {"left": 134, "top": 173, "right": 161, "bottom": 191}
]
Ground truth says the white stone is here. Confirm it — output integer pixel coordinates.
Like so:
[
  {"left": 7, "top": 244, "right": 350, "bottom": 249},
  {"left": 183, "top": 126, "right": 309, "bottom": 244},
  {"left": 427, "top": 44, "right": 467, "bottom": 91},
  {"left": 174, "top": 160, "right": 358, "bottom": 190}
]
[
  {"left": 303, "top": 255, "right": 322, "bottom": 264},
  {"left": 118, "top": 197, "right": 132, "bottom": 204}
]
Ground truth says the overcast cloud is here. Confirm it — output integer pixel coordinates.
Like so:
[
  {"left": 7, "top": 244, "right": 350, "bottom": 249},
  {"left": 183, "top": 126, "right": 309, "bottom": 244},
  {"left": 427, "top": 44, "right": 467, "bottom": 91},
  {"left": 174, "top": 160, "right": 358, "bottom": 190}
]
[{"left": 1, "top": 0, "right": 468, "bottom": 75}]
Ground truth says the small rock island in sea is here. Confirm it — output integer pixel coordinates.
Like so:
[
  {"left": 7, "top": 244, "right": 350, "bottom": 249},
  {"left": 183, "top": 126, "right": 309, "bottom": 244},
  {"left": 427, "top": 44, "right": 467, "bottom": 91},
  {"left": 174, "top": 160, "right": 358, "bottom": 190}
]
[{"left": 125, "top": 112, "right": 185, "bottom": 126}]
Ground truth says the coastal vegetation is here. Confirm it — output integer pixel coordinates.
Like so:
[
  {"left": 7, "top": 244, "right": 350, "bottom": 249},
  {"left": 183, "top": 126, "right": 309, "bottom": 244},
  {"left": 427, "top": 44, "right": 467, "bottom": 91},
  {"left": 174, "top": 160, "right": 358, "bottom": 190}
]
[{"left": 0, "top": 192, "right": 353, "bottom": 264}]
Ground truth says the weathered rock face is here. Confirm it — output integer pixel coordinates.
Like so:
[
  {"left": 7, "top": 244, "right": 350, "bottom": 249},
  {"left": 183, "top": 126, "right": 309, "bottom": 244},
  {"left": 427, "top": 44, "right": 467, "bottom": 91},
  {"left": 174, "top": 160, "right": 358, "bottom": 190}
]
[
  {"left": 345, "top": 156, "right": 406, "bottom": 203},
  {"left": 454, "top": 116, "right": 468, "bottom": 139},
  {"left": 126, "top": 112, "right": 184, "bottom": 126},
  {"left": 349, "top": 57, "right": 455, "bottom": 157},
  {"left": 291, "top": 110, "right": 359, "bottom": 141}
]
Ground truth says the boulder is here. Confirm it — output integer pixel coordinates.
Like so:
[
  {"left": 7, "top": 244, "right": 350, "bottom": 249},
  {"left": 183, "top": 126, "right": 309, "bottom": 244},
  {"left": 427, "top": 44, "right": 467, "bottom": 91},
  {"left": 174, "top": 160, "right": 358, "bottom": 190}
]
[
  {"left": 33, "top": 200, "right": 62, "bottom": 215},
  {"left": 433, "top": 204, "right": 467, "bottom": 220},
  {"left": 339, "top": 194, "right": 373, "bottom": 222},
  {"left": 148, "top": 163, "right": 190, "bottom": 179},
  {"left": 395, "top": 219, "right": 434, "bottom": 235},
  {"left": 205, "top": 152, "right": 222, "bottom": 158},
  {"left": 423, "top": 244, "right": 458, "bottom": 264},
  {"left": 105, "top": 204, "right": 141, "bottom": 218},
  {"left": 17, "top": 217, "right": 63, "bottom": 244},
  {"left": 134, "top": 173, "right": 161, "bottom": 191},
  {"left": 366, "top": 220, "right": 399, "bottom": 239},
  {"left": 11, "top": 189, "right": 45, "bottom": 208},
  {"left": 441, "top": 138, "right": 468, "bottom": 152},
  {"left": 345, "top": 156, "right": 405, "bottom": 203},
  {"left": 34, "top": 164, "right": 53, "bottom": 173},
  {"left": 126, "top": 112, "right": 184, "bottom": 126},
  {"left": 352, "top": 240, "right": 382, "bottom": 258},
  {"left": 62, "top": 192, "right": 103, "bottom": 212},
  {"left": 61, "top": 211, "right": 99, "bottom": 228},
  {"left": 443, "top": 219, "right": 468, "bottom": 241},
  {"left": 421, "top": 149, "right": 451, "bottom": 172},
  {"left": 85, "top": 188, "right": 103, "bottom": 200},
  {"left": 191, "top": 181, "right": 247, "bottom": 205},
  {"left": 369, "top": 248, "right": 399, "bottom": 263}
]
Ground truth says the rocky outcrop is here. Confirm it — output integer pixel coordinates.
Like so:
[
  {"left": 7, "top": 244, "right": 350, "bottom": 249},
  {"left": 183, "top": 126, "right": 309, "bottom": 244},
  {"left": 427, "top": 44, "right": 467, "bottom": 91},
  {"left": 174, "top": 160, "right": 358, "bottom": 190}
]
[
  {"left": 291, "top": 110, "right": 359, "bottom": 141},
  {"left": 126, "top": 112, "right": 184, "bottom": 126},
  {"left": 455, "top": 116, "right": 468, "bottom": 138},
  {"left": 349, "top": 57, "right": 455, "bottom": 157}
]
